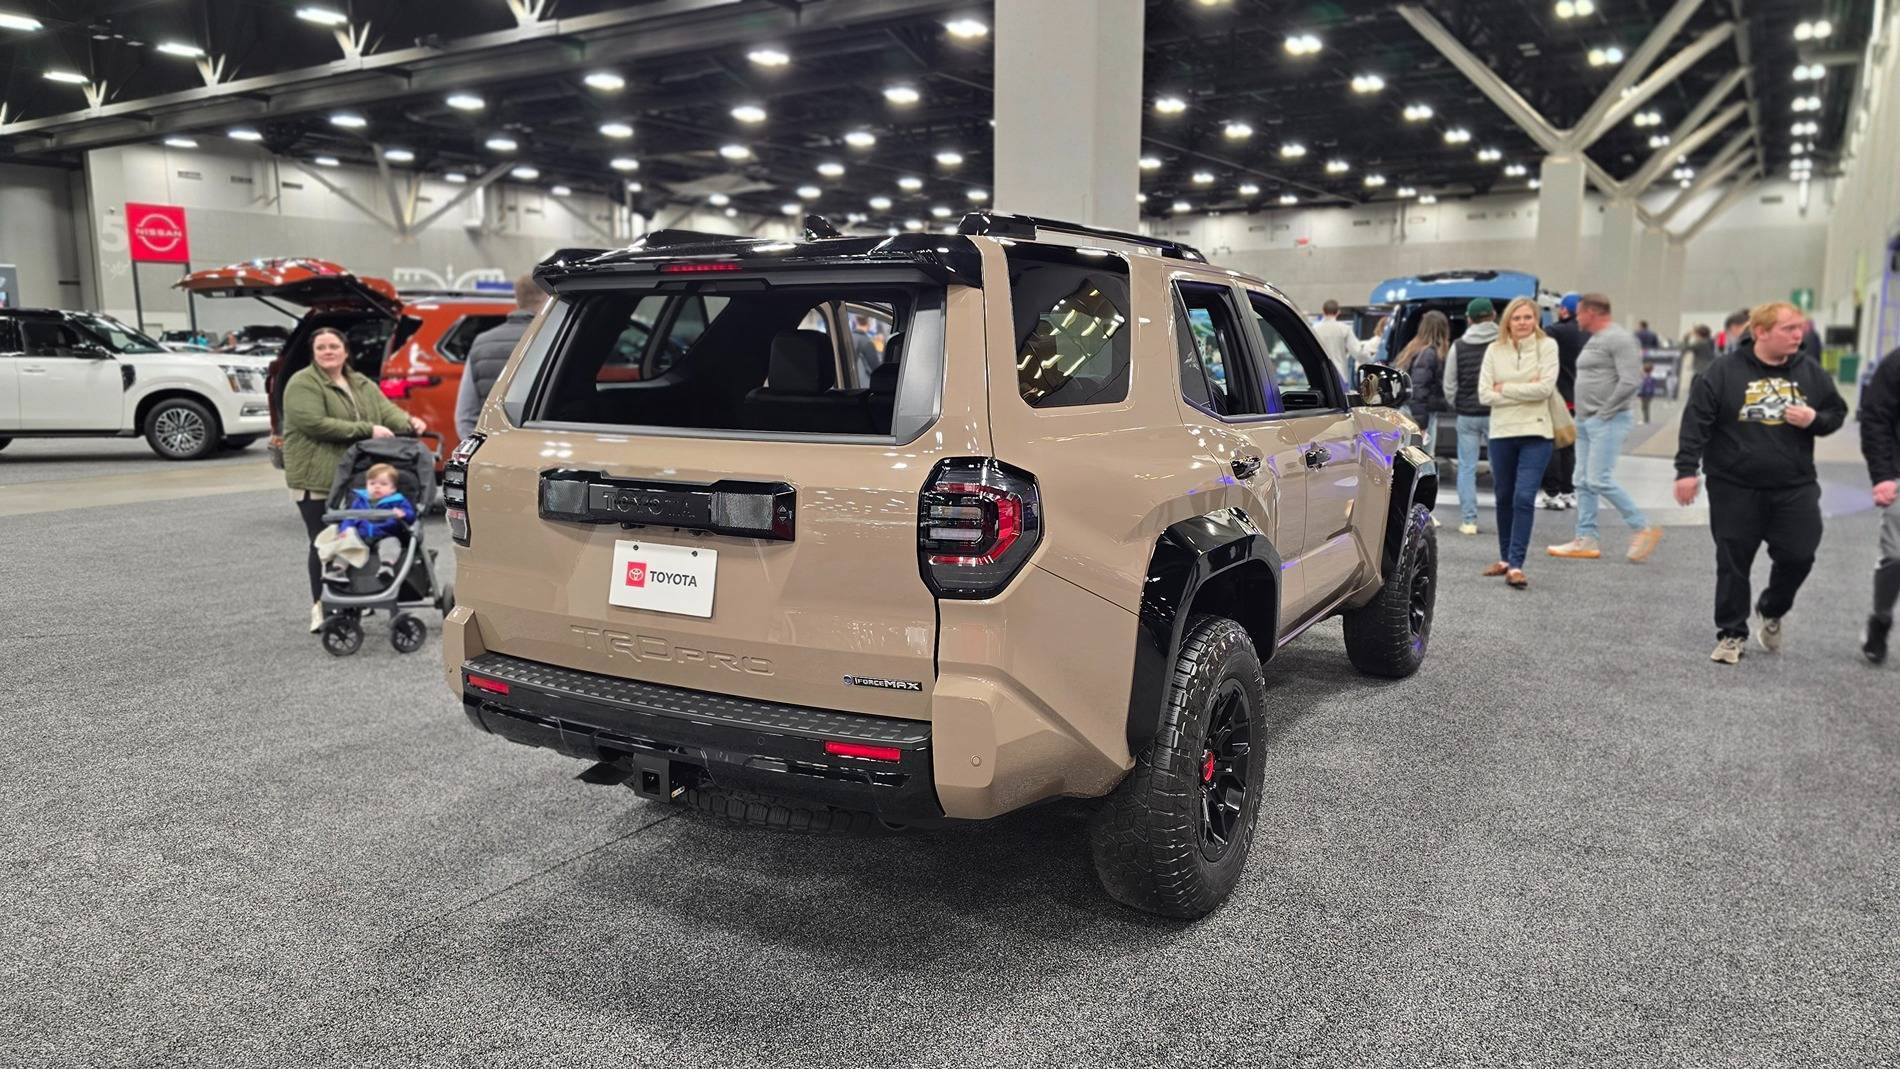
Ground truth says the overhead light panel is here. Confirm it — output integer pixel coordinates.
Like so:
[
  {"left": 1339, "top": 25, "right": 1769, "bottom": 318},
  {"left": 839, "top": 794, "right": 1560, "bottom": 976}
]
[
  {"left": 1553, "top": 0, "right": 1595, "bottom": 18},
  {"left": 446, "top": 93, "right": 484, "bottom": 111},
  {"left": 1172, "top": 200, "right": 1192, "bottom": 213},
  {"left": 610, "top": 157, "right": 640, "bottom": 172},
  {"left": 1418, "top": 193, "right": 1437, "bottom": 204},
  {"left": 719, "top": 143, "right": 752, "bottom": 160},
  {"left": 731, "top": 104, "right": 767, "bottom": 124},
  {"left": 1587, "top": 45, "right": 1625, "bottom": 66},
  {"left": 156, "top": 42, "right": 205, "bottom": 58},
  {"left": 1154, "top": 95, "right": 1188, "bottom": 114},
  {"left": 600, "top": 121, "right": 633, "bottom": 139},
  {"left": 708, "top": 192, "right": 731, "bottom": 206},
  {"left": 747, "top": 47, "right": 790, "bottom": 67},
  {"left": 1443, "top": 127, "right": 1471, "bottom": 144},
  {"left": 1139, "top": 155, "right": 1163, "bottom": 170},
  {"left": 228, "top": 127, "right": 263, "bottom": 141},
  {"left": 781, "top": 203, "right": 801, "bottom": 216},
  {"left": 383, "top": 148, "right": 415, "bottom": 162},
  {"left": 1402, "top": 103, "right": 1433, "bottom": 121},
  {"left": 1793, "top": 19, "right": 1832, "bottom": 40},
  {"left": 930, "top": 205, "right": 952, "bottom": 218},
  {"left": 797, "top": 185, "right": 822, "bottom": 199},
  {"left": 1279, "top": 194, "right": 1299, "bottom": 205},
  {"left": 1324, "top": 159, "right": 1350, "bottom": 174},
  {"left": 1223, "top": 121, "right": 1253, "bottom": 140},
  {"left": 485, "top": 136, "right": 518, "bottom": 152},
  {"left": 1503, "top": 163, "right": 1527, "bottom": 176},
  {"left": 883, "top": 84, "right": 921, "bottom": 105},
  {"left": 1477, "top": 147, "right": 1503, "bottom": 162},
  {"left": 1350, "top": 74, "right": 1385, "bottom": 94},
  {"left": 967, "top": 188, "right": 989, "bottom": 202},
  {"left": 935, "top": 150, "right": 964, "bottom": 167},
  {"left": 1191, "top": 171, "right": 1215, "bottom": 184},
  {"left": 164, "top": 137, "right": 198, "bottom": 149},
  {"left": 905, "top": 219, "right": 925, "bottom": 231},
  {"left": 1283, "top": 33, "right": 1322, "bottom": 56},
  {"left": 868, "top": 195, "right": 893, "bottom": 210},
  {"left": 844, "top": 129, "right": 877, "bottom": 149},
  {"left": 944, "top": 17, "right": 988, "bottom": 39},
  {"left": 626, "top": 181, "right": 644, "bottom": 192},
  {"left": 42, "top": 70, "right": 89, "bottom": 84},
  {"left": 0, "top": 12, "right": 45, "bottom": 31},
  {"left": 1633, "top": 109, "right": 1662, "bottom": 127},
  {"left": 510, "top": 165, "right": 539, "bottom": 180},
  {"left": 445, "top": 172, "right": 468, "bottom": 184},
  {"left": 1396, "top": 185, "right": 1417, "bottom": 197},
  {"left": 295, "top": 6, "right": 349, "bottom": 27},
  {"left": 329, "top": 112, "right": 367, "bottom": 129},
  {"left": 817, "top": 161, "right": 846, "bottom": 177},
  {"left": 1238, "top": 182, "right": 1261, "bottom": 196},
  {"left": 314, "top": 155, "right": 339, "bottom": 167},
  {"left": 550, "top": 185, "right": 572, "bottom": 197},
  {"left": 1648, "top": 134, "right": 1671, "bottom": 148},
  {"left": 898, "top": 175, "right": 923, "bottom": 191},
  {"left": 1364, "top": 174, "right": 1387, "bottom": 188},
  {"left": 1279, "top": 142, "right": 1307, "bottom": 159},
  {"left": 583, "top": 71, "right": 625, "bottom": 91}
]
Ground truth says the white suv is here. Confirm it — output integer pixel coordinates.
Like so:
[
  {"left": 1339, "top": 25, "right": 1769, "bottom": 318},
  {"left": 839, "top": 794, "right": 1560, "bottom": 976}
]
[{"left": 0, "top": 309, "right": 272, "bottom": 460}]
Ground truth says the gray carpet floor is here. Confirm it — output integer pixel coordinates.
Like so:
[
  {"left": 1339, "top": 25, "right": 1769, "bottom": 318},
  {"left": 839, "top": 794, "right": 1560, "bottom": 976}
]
[{"left": 2, "top": 473, "right": 1895, "bottom": 1067}]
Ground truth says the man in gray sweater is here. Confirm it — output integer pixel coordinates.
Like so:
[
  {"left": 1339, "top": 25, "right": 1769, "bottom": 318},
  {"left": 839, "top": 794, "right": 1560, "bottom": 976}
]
[{"left": 1548, "top": 293, "right": 1665, "bottom": 562}]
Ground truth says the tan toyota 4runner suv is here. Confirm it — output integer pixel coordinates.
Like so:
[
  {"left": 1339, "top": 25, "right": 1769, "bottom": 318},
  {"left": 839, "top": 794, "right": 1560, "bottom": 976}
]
[{"left": 442, "top": 212, "right": 1438, "bottom": 918}]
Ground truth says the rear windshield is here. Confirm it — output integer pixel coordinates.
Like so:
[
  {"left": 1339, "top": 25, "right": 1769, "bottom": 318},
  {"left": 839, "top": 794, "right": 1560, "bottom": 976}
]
[{"left": 523, "top": 278, "right": 943, "bottom": 440}]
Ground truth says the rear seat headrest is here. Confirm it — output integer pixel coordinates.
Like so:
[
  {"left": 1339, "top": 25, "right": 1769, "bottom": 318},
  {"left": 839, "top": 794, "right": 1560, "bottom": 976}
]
[
  {"left": 769, "top": 330, "right": 835, "bottom": 394},
  {"left": 868, "top": 361, "right": 901, "bottom": 394}
]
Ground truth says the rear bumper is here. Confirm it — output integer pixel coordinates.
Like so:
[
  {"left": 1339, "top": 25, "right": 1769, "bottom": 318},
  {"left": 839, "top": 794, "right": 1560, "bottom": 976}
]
[{"left": 458, "top": 652, "right": 942, "bottom": 824}]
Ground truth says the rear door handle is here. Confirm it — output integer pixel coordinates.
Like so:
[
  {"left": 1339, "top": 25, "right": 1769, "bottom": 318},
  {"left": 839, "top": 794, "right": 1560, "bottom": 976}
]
[
  {"left": 1304, "top": 446, "right": 1328, "bottom": 469},
  {"left": 21, "top": 365, "right": 46, "bottom": 374},
  {"left": 1231, "top": 455, "right": 1262, "bottom": 480}
]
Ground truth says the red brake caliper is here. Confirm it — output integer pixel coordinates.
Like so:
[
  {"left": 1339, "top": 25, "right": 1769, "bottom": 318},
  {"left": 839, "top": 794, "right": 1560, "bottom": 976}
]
[{"left": 1201, "top": 750, "right": 1216, "bottom": 784}]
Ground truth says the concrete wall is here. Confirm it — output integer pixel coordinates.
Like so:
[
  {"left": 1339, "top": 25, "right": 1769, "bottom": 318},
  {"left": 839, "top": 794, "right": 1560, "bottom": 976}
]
[
  {"left": 0, "top": 162, "right": 93, "bottom": 309},
  {"left": 1148, "top": 179, "right": 1830, "bottom": 337},
  {"left": 1819, "top": 4, "right": 1900, "bottom": 359}
]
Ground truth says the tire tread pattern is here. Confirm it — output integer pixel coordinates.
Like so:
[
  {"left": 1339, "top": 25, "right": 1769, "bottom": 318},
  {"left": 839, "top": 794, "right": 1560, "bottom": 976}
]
[{"left": 1342, "top": 502, "right": 1436, "bottom": 678}]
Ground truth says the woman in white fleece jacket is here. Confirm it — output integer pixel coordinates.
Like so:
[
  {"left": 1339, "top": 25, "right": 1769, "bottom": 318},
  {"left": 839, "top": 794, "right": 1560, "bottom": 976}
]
[{"left": 1478, "top": 297, "right": 1560, "bottom": 588}]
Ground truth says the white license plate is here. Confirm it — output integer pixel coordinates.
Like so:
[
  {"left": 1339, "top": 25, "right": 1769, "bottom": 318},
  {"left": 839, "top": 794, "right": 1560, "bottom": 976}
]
[{"left": 608, "top": 539, "right": 716, "bottom": 618}]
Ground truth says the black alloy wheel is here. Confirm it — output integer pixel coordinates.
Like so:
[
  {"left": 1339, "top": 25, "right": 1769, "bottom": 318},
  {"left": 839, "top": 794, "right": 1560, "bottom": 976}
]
[
  {"left": 1408, "top": 544, "right": 1435, "bottom": 652},
  {"left": 1197, "top": 680, "right": 1254, "bottom": 861}
]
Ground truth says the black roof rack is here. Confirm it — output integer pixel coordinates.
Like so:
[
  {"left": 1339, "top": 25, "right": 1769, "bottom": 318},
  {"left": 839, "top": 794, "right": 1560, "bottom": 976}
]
[{"left": 955, "top": 211, "right": 1207, "bottom": 262}]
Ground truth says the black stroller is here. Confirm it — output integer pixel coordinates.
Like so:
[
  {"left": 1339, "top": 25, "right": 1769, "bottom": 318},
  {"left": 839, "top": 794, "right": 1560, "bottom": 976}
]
[{"left": 316, "top": 434, "right": 453, "bottom": 657}]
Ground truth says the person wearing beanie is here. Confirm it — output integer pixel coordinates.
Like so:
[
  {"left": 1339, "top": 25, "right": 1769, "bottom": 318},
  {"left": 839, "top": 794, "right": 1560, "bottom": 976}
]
[{"left": 1540, "top": 292, "right": 1586, "bottom": 511}]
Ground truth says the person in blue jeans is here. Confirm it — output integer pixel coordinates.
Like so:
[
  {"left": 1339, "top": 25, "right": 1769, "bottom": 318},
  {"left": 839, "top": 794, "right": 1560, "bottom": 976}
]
[
  {"left": 1442, "top": 298, "right": 1500, "bottom": 534},
  {"left": 1547, "top": 293, "right": 1666, "bottom": 563},
  {"left": 1477, "top": 297, "right": 1559, "bottom": 588}
]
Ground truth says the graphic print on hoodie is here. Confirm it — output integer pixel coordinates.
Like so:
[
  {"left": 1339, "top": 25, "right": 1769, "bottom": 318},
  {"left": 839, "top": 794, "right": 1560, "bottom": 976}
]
[{"left": 1738, "top": 375, "right": 1805, "bottom": 425}]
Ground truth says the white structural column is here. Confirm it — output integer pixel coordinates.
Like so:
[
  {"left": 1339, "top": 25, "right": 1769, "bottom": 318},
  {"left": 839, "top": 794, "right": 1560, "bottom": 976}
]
[
  {"left": 1597, "top": 200, "right": 1642, "bottom": 310},
  {"left": 1656, "top": 239, "right": 1689, "bottom": 336},
  {"left": 993, "top": 0, "right": 1143, "bottom": 230},
  {"left": 1533, "top": 155, "right": 1588, "bottom": 285},
  {"left": 1632, "top": 226, "right": 1671, "bottom": 332}
]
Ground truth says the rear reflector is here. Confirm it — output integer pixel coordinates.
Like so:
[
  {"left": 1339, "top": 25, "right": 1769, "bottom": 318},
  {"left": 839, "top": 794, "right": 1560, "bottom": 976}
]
[
  {"left": 466, "top": 674, "right": 510, "bottom": 695},
  {"left": 823, "top": 741, "right": 903, "bottom": 762},
  {"left": 661, "top": 261, "right": 744, "bottom": 274}
]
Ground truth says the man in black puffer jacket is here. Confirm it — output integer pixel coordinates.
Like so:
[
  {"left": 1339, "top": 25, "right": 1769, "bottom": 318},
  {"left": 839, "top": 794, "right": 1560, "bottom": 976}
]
[
  {"left": 1441, "top": 297, "right": 1498, "bottom": 535},
  {"left": 1859, "top": 346, "right": 1900, "bottom": 663},
  {"left": 455, "top": 274, "right": 547, "bottom": 439}
]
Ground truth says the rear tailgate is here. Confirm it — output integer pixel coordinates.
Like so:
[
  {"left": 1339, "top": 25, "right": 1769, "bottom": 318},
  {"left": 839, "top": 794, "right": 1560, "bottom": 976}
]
[{"left": 454, "top": 275, "right": 990, "bottom": 721}]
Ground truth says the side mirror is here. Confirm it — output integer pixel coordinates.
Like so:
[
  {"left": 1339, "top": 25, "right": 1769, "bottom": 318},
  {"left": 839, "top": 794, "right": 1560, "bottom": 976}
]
[
  {"left": 1356, "top": 362, "right": 1411, "bottom": 409},
  {"left": 63, "top": 344, "right": 113, "bottom": 360}
]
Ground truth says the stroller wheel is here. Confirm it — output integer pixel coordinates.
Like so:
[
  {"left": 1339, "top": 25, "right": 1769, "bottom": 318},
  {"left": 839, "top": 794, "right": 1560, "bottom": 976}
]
[
  {"left": 390, "top": 613, "right": 427, "bottom": 654},
  {"left": 321, "top": 618, "right": 364, "bottom": 657}
]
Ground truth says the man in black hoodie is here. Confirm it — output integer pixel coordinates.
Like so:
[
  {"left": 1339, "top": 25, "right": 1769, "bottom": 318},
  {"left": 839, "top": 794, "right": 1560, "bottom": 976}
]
[
  {"left": 1540, "top": 293, "right": 1585, "bottom": 510},
  {"left": 1675, "top": 301, "right": 1849, "bottom": 664},
  {"left": 1859, "top": 346, "right": 1900, "bottom": 664}
]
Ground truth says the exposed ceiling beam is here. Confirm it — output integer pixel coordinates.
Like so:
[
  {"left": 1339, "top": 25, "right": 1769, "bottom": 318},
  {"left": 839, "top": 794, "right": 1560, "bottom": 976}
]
[
  {"left": 1676, "top": 171, "right": 1760, "bottom": 243},
  {"left": 1568, "top": 0, "right": 1710, "bottom": 145},
  {"left": 1393, "top": 4, "right": 1564, "bottom": 154},
  {"left": 1656, "top": 148, "right": 1755, "bottom": 227},
  {"left": 1141, "top": 137, "right": 1355, "bottom": 205},
  {"left": 1626, "top": 100, "right": 1748, "bottom": 194},
  {"left": 287, "top": 159, "right": 400, "bottom": 233},
  {"left": 1576, "top": 21, "right": 1737, "bottom": 147},
  {"left": 408, "top": 160, "right": 513, "bottom": 234}
]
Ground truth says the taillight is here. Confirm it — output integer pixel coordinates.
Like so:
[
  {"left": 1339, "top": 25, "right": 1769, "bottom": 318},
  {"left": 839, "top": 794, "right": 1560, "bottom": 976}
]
[
  {"left": 445, "top": 432, "right": 483, "bottom": 546},
  {"left": 379, "top": 374, "right": 438, "bottom": 399},
  {"left": 823, "top": 741, "right": 902, "bottom": 762},
  {"left": 917, "top": 458, "right": 1042, "bottom": 599}
]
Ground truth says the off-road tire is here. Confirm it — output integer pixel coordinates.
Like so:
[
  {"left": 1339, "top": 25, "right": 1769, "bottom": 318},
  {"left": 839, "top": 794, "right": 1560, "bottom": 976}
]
[
  {"left": 1342, "top": 502, "right": 1436, "bottom": 678},
  {"left": 221, "top": 434, "right": 260, "bottom": 450},
  {"left": 144, "top": 397, "right": 220, "bottom": 460},
  {"left": 675, "top": 785, "right": 890, "bottom": 835},
  {"left": 1087, "top": 614, "right": 1268, "bottom": 919}
]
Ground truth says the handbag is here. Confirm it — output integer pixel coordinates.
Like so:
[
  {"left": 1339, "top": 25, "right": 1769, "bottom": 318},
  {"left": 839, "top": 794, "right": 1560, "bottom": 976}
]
[{"left": 1547, "top": 389, "right": 1577, "bottom": 448}]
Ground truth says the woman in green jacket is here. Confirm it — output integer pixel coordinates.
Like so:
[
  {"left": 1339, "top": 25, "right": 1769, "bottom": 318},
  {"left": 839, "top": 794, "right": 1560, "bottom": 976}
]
[{"left": 283, "top": 326, "right": 425, "bottom": 630}]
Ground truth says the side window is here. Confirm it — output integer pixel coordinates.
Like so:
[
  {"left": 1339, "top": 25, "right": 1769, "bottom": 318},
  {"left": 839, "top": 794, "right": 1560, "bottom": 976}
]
[
  {"left": 0, "top": 319, "right": 20, "bottom": 353},
  {"left": 1175, "top": 282, "right": 1264, "bottom": 417},
  {"left": 653, "top": 294, "right": 728, "bottom": 377},
  {"left": 844, "top": 301, "right": 896, "bottom": 386},
  {"left": 438, "top": 315, "right": 508, "bottom": 361},
  {"left": 1007, "top": 247, "right": 1131, "bottom": 409},
  {"left": 1248, "top": 294, "right": 1341, "bottom": 413},
  {"left": 20, "top": 319, "right": 88, "bottom": 355}
]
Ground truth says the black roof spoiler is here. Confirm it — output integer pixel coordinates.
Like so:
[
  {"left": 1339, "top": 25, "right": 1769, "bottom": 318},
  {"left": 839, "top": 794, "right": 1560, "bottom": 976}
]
[{"left": 955, "top": 211, "right": 1207, "bottom": 262}]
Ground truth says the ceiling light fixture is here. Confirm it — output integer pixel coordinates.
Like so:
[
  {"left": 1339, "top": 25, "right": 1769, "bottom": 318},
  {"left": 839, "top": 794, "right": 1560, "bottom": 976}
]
[
  {"left": 445, "top": 172, "right": 468, "bottom": 184},
  {"left": 1172, "top": 200, "right": 1192, "bottom": 213},
  {"left": 1793, "top": 19, "right": 1833, "bottom": 41},
  {"left": 610, "top": 157, "right": 639, "bottom": 172},
  {"left": 747, "top": 47, "right": 789, "bottom": 67},
  {"left": 944, "top": 17, "right": 988, "bottom": 39},
  {"left": 383, "top": 148, "right": 415, "bottom": 162},
  {"left": 1503, "top": 163, "right": 1527, "bottom": 176},
  {"left": 905, "top": 219, "right": 925, "bottom": 231},
  {"left": 731, "top": 104, "right": 766, "bottom": 124},
  {"left": 1223, "top": 121, "right": 1253, "bottom": 140},
  {"left": 600, "top": 121, "right": 634, "bottom": 139},
  {"left": 1192, "top": 171, "right": 1215, "bottom": 184},
  {"left": 1403, "top": 103, "right": 1433, "bottom": 121},
  {"left": 1325, "top": 159, "right": 1350, "bottom": 174},
  {"left": 1283, "top": 33, "right": 1322, "bottom": 56},
  {"left": 898, "top": 175, "right": 923, "bottom": 191},
  {"left": 1350, "top": 74, "right": 1386, "bottom": 94},
  {"left": 883, "top": 84, "right": 921, "bottom": 105},
  {"left": 1477, "top": 147, "right": 1503, "bottom": 162},
  {"left": 1279, "top": 142, "right": 1307, "bottom": 158},
  {"left": 1279, "top": 194, "right": 1299, "bottom": 205},
  {"left": 1396, "top": 185, "right": 1417, "bottom": 197},
  {"left": 313, "top": 155, "right": 339, "bottom": 167},
  {"left": 1633, "top": 109, "right": 1662, "bottom": 127},
  {"left": 935, "top": 149, "right": 964, "bottom": 167},
  {"left": 930, "top": 205, "right": 952, "bottom": 218},
  {"left": 295, "top": 6, "right": 349, "bottom": 27},
  {"left": 1419, "top": 193, "right": 1438, "bottom": 204},
  {"left": 156, "top": 41, "right": 205, "bottom": 58},
  {"left": 446, "top": 92, "right": 484, "bottom": 111},
  {"left": 583, "top": 71, "right": 625, "bottom": 92},
  {"left": 329, "top": 112, "right": 367, "bottom": 129},
  {"left": 510, "top": 165, "right": 539, "bottom": 180},
  {"left": 1443, "top": 127, "right": 1471, "bottom": 144},
  {"left": 797, "top": 185, "right": 822, "bottom": 199},
  {"left": 228, "top": 127, "right": 263, "bottom": 141},
  {"left": 1139, "top": 155, "right": 1163, "bottom": 170},
  {"left": 0, "top": 12, "right": 45, "bottom": 31},
  {"left": 708, "top": 192, "right": 731, "bottom": 206},
  {"left": 844, "top": 129, "right": 878, "bottom": 149},
  {"left": 164, "top": 136, "right": 198, "bottom": 149},
  {"left": 1587, "top": 45, "right": 1625, "bottom": 66},
  {"left": 550, "top": 185, "right": 571, "bottom": 196},
  {"left": 1364, "top": 174, "right": 1387, "bottom": 187},
  {"left": 869, "top": 195, "right": 893, "bottom": 210},
  {"left": 1554, "top": 0, "right": 1595, "bottom": 18},
  {"left": 1648, "top": 134, "right": 1671, "bottom": 148},
  {"left": 485, "top": 136, "right": 518, "bottom": 152},
  {"left": 1238, "top": 182, "right": 1261, "bottom": 196},
  {"left": 781, "top": 203, "right": 801, "bottom": 216},
  {"left": 1154, "top": 95, "right": 1188, "bottom": 114},
  {"left": 817, "top": 162, "right": 846, "bottom": 178},
  {"left": 967, "top": 188, "right": 989, "bottom": 202},
  {"left": 719, "top": 143, "right": 752, "bottom": 160},
  {"left": 42, "top": 69, "right": 89, "bottom": 84}
]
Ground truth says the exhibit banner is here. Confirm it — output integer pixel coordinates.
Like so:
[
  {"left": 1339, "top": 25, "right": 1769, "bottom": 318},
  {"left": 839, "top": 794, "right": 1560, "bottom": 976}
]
[{"left": 127, "top": 203, "right": 191, "bottom": 263}]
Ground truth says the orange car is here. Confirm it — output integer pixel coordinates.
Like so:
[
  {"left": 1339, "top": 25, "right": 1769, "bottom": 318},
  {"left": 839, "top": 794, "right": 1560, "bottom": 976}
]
[{"left": 177, "top": 259, "right": 515, "bottom": 466}]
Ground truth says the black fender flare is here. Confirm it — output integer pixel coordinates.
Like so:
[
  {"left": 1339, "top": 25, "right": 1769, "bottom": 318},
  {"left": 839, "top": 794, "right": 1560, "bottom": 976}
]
[
  {"left": 1380, "top": 445, "right": 1439, "bottom": 578},
  {"left": 1126, "top": 508, "right": 1283, "bottom": 760}
]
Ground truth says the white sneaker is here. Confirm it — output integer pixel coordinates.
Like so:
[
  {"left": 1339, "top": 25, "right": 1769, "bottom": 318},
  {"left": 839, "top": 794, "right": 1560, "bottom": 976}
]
[
  {"left": 1559, "top": 492, "right": 1578, "bottom": 510},
  {"left": 1755, "top": 611, "right": 1783, "bottom": 654},
  {"left": 310, "top": 602, "right": 324, "bottom": 633},
  {"left": 1710, "top": 635, "right": 1745, "bottom": 664},
  {"left": 1535, "top": 491, "right": 1554, "bottom": 510}
]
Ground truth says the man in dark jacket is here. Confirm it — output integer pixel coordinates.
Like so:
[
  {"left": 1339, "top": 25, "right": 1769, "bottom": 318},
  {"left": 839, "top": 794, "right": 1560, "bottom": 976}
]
[
  {"left": 454, "top": 274, "right": 547, "bottom": 439},
  {"left": 1859, "top": 347, "right": 1900, "bottom": 663},
  {"left": 1540, "top": 293, "right": 1586, "bottom": 509},
  {"left": 1442, "top": 297, "right": 1498, "bottom": 535},
  {"left": 1675, "top": 301, "right": 1849, "bottom": 664}
]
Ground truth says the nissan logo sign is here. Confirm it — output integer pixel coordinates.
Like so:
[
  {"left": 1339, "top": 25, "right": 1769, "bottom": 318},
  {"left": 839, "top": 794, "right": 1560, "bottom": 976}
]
[{"left": 134, "top": 213, "right": 185, "bottom": 253}]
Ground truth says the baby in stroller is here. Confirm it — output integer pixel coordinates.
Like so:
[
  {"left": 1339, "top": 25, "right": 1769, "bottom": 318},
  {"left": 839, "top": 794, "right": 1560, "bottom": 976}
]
[{"left": 315, "top": 462, "right": 416, "bottom": 580}]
